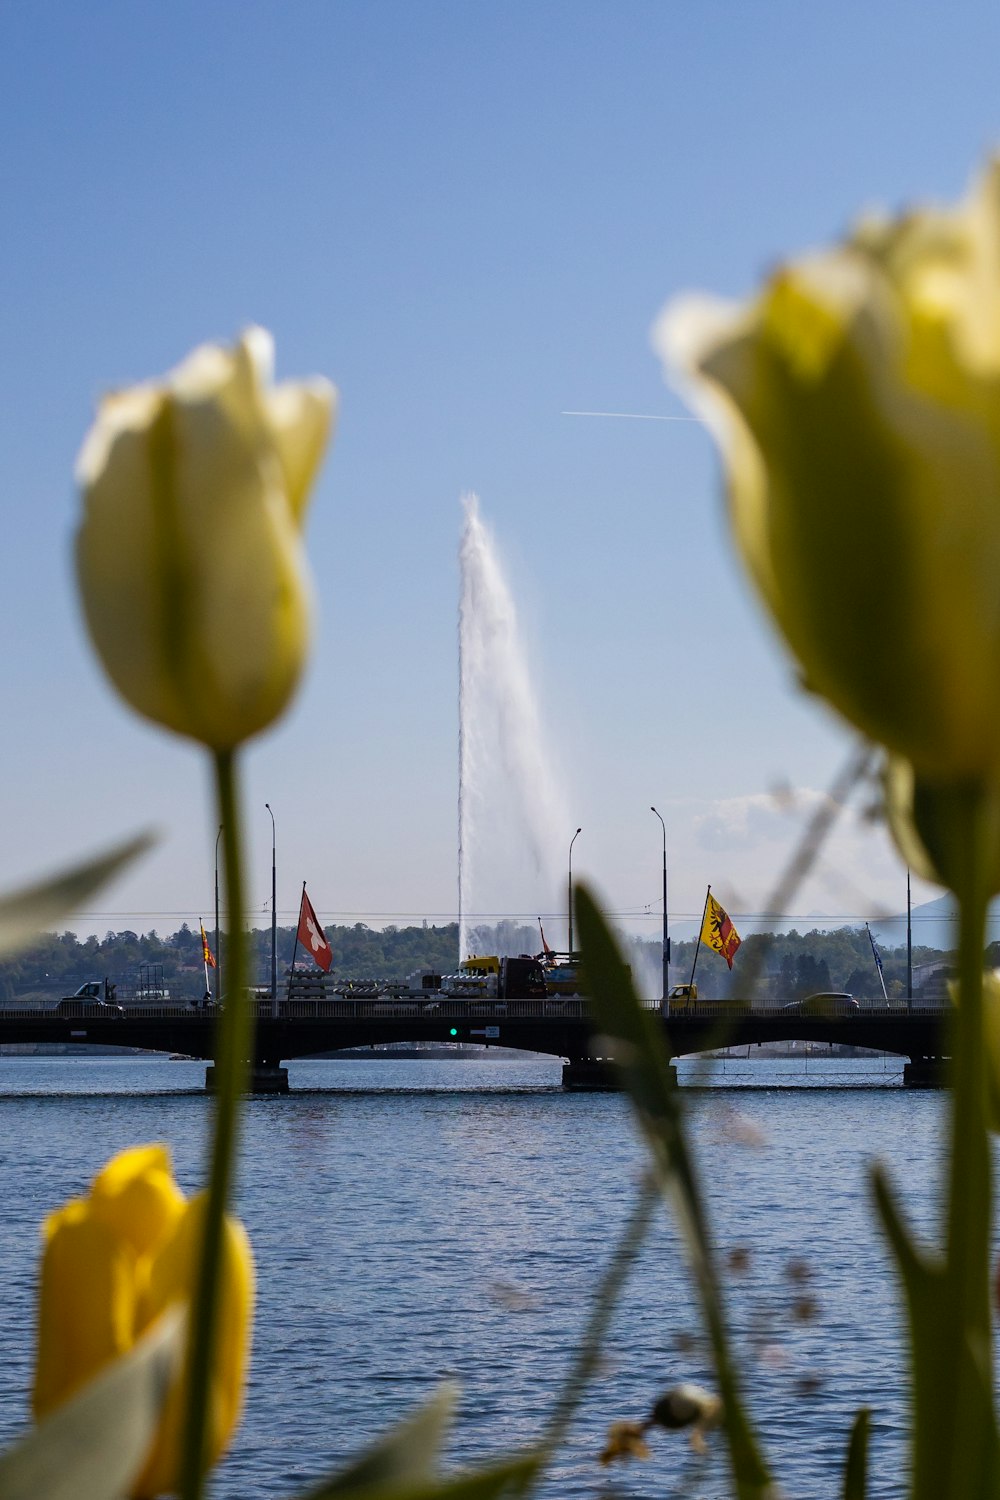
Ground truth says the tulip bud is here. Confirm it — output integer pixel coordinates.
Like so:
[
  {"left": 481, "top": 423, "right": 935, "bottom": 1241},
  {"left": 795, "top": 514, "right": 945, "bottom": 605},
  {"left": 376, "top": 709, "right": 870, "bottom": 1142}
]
[
  {"left": 32, "top": 1145, "right": 253, "bottom": 1500},
  {"left": 76, "top": 329, "right": 336, "bottom": 749},
  {"left": 655, "top": 160, "right": 1000, "bottom": 783}
]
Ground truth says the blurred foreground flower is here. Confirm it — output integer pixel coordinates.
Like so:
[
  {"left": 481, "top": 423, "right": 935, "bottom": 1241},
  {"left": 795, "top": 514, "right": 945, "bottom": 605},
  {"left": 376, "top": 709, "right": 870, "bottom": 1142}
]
[
  {"left": 76, "top": 328, "right": 336, "bottom": 749},
  {"left": 650, "top": 1382, "right": 723, "bottom": 1454},
  {"left": 656, "top": 159, "right": 1000, "bottom": 784},
  {"left": 599, "top": 1383, "right": 722, "bottom": 1465},
  {"left": 33, "top": 1144, "right": 253, "bottom": 1499},
  {"left": 599, "top": 1420, "right": 650, "bottom": 1465}
]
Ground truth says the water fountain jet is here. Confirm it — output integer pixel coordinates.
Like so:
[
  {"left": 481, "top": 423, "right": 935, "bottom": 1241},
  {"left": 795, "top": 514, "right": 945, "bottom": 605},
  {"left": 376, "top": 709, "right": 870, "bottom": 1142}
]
[{"left": 457, "top": 495, "right": 569, "bottom": 963}]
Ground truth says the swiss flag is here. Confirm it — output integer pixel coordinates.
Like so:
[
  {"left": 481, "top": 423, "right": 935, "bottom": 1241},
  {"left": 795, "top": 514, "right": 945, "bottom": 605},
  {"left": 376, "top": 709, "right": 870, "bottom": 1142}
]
[{"left": 297, "top": 887, "right": 333, "bottom": 972}]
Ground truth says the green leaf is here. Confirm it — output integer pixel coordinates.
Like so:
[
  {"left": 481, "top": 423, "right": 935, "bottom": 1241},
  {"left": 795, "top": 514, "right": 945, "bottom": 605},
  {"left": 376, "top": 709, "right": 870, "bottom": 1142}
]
[
  {"left": 575, "top": 884, "right": 775, "bottom": 1500},
  {"left": 871, "top": 1162, "right": 1000, "bottom": 1500},
  {"left": 300, "top": 1387, "right": 455, "bottom": 1497},
  {"left": 541, "top": 1175, "right": 657, "bottom": 1453},
  {"left": 0, "top": 832, "right": 155, "bottom": 957},
  {"left": 0, "top": 1307, "right": 182, "bottom": 1500},
  {"left": 297, "top": 1386, "right": 539, "bottom": 1500},
  {"left": 383, "top": 1458, "right": 539, "bottom": 1500},
  {"left": 842, "top": 1408, "right": 869, "bottom": 1500},
  {"left": 870, "top": 1163, "right": 927, "bottom": 1288},
  {"left": 303, "top": 1444, "right": 536, "bottom": 1500}
]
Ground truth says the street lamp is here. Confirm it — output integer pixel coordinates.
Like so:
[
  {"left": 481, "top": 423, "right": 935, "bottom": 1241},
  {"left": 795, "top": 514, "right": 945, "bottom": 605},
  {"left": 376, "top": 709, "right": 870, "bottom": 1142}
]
[
  {"left": 906, "top": 867, "right": 913, "bottom": 1013},
  {"left": 567, "top": 828, "right": 582, "bottom": 956},
  {"left": 265, "top": 803, "right": 277, "bottom": 1015},
  {"left": 650, "top": 806, "right": 669, "bottom": 1003},
  {"left": 214, "top": 824, "right": 223, "bottom": 1001}
]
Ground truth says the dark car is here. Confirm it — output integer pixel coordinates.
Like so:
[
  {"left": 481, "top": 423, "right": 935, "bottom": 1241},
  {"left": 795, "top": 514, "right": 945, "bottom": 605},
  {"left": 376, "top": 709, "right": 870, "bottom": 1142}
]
[
  {"left": 783, "top": 991, "right": 860, "bottom": 1017},
  {"left": 55, "top": 998, "right": 124, "bottom": 1018}
]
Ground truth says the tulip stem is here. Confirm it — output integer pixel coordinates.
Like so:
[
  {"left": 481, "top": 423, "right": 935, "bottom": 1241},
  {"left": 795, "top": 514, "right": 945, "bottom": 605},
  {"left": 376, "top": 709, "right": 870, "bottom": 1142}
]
[
  {"left": 181, "top": 748, "right": 252, "bottom": 1500},
  {"left": 939, "top": 785, "right": 995, "bottom": 1497}
]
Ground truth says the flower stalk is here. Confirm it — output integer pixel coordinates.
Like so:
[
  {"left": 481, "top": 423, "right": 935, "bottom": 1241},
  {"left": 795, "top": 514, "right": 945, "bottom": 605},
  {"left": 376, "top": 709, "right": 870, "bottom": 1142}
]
[
  {"left": 941, "top": 786, "right": 994, "bottom": 1495},
  {"left": 180, "top": 748, "right": 253, "bottom": 1500}
]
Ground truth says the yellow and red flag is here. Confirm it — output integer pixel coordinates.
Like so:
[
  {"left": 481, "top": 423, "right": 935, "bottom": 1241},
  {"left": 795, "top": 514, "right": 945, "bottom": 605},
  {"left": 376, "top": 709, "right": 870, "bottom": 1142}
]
[
  {"left": 700, "top": 893, "right": 741, "bottom": 970},
  {"left": 200, "top": 920, "right": 217, "bottom": 969}
]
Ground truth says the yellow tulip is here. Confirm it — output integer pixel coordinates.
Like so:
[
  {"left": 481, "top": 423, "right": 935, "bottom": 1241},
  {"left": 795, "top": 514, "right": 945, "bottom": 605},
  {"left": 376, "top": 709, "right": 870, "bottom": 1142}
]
[
  {"left": 33, "top": 1144, "right": 253, "bottom": 1499},
  {"left": 76, "top": 328, "right": 336, "bottom": 749},
  {"left": 655, "top": 159, "right": 1000, "bottom": 782}
]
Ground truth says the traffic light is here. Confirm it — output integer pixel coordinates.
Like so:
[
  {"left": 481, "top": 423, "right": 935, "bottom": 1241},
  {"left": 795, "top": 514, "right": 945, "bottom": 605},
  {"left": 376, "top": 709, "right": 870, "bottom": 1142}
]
[{"left": 449, "top": 1026, "right": 459, "bottom": 1037}]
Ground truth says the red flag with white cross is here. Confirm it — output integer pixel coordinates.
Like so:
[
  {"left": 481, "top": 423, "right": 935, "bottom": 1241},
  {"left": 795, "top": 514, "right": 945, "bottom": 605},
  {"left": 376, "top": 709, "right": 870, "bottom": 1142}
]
[{"left": 297, "top": 887, "right": 333, "bottom": 972}]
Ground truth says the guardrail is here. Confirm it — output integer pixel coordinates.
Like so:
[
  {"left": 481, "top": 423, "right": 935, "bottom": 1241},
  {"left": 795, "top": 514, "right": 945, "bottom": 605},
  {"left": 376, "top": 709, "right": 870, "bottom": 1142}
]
[{"left": 0, "top": 998, "right": 950, "bottom": 1023}]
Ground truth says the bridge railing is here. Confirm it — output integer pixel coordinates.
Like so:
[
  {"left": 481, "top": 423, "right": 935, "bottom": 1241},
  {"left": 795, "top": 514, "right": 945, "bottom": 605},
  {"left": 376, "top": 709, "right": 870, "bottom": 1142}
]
[{"left": 0, "top": 997, "right": 949, "bottom": 1024}]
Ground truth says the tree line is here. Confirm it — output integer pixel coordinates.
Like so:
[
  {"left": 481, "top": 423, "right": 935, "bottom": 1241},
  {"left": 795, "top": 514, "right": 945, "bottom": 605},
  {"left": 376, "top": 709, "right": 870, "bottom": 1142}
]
[
  {"left": 0, "top": 919, "right": 960, "bottom": 1005},
  {"left": 661, "top": 928, "right": 949, "bottom": 1002},
  {"left": 0, "top": 923, "right": 462, "bottom": 1004}
]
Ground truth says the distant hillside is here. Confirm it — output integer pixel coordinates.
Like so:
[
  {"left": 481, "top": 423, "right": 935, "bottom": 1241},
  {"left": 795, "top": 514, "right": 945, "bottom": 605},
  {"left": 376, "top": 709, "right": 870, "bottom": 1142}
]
[{"left": 868, "top": 893, "right": 1000, "bottom": 952}]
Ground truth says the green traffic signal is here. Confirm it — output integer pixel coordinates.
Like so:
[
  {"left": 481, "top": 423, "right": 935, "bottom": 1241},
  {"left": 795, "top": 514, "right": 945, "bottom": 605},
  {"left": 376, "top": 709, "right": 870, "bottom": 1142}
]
[{"left": 449, "top": 1027, "right": 458, "bottom": 1037}]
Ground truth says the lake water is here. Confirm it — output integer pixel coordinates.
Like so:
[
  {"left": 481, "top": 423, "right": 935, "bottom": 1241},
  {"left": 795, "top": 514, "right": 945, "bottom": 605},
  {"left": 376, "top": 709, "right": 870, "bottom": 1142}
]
[{"left": 0, "top": 1054, "right": 947, "bottom": 1498}]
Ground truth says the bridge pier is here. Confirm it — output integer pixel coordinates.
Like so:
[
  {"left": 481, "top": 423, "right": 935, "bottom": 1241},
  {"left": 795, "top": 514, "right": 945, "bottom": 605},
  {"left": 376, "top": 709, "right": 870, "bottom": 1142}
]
[
  {"left": 561, "top": 1059, "right": 679, "bottom": 1091},
  {"left": 903, "top": 1058, "right": 949, "bottom": 1089},
  {"left": 562, "top": 1060, "right": 618, "bottom": 1090},
  {"left": 205, "top": 1063, "right": 290, "bottom": 1095}
]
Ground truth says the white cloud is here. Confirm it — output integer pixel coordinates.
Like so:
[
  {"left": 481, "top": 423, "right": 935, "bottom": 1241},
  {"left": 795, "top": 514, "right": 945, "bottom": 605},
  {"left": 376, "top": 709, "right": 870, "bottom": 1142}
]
[{"left": 692, "top": 788, "right": 835, "bottom": 852}]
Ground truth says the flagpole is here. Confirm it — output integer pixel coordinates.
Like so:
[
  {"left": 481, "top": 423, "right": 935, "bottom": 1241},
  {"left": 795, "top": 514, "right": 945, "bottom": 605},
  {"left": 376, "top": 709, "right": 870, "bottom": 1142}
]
[
  {"left": 689, "top": 885, "right": 712, "bottom": 992},
  {"left": 866, "top": 921, "right": 888, "bottom": 1002},
  {"left": 651, "top": 806, "right": 669, "bottom": 1002},
  {"left": 287, "top": 881, "right": 305, "bottom": 995},
  {"left": 200, "top": 917, "right": 211, "bottom": 1002},
  {"left": 266, "top": 803, "right": 277, "bottom": 1019},
  {"left": 214, "top": 824, "right": 223, "bottom": 1002},
  {"left": 906, "top": 868, "right": 913, "bottom": 1013}
]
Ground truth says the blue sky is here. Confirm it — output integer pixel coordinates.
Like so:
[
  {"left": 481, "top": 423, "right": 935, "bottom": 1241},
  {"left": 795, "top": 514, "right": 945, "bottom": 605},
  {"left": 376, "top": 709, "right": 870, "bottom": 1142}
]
[{"left": 1, "top": 1, "right": 996, "bottom": 946}]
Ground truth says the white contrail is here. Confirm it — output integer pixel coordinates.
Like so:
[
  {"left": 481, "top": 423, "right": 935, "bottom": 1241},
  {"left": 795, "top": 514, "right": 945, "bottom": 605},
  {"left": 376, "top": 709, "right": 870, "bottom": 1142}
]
[{"left": 561, "top": 409, "right": 704, "bottom": 422}]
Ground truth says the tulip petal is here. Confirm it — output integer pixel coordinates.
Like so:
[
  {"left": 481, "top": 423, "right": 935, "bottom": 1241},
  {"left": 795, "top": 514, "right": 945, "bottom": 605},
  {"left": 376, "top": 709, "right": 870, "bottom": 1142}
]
[
  {"left": 33, "top": 1201, "right": 137, "bottom": 1418},
  {"left": 268, "top": 378, "right": 337, "bottom": 524},
  {"left": 90, "top": 1145, "right": 186, "bottom": 1258}
]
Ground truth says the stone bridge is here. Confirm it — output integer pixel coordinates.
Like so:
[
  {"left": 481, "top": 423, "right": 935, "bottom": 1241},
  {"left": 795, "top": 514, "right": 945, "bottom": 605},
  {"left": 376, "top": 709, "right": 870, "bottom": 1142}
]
[{"left": 0, "top": 998, "right": 950, "bottom": 1091}]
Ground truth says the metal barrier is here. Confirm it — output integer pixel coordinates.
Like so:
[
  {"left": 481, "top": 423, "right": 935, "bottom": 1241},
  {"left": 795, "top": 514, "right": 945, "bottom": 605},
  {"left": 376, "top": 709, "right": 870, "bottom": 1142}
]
[{"left": 0, "top": 998, "right": 948, "bottom": 1024}]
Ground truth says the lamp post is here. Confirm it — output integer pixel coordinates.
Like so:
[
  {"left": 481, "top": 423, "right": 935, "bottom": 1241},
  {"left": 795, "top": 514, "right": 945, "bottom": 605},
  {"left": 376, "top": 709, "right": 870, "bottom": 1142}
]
[
  {"left": 906, "top": 867, "right": 913, "bottom": 1013},
  {"left": 214, "top": 824, "right": 223, "bottom": 1002},
  {"left": 567, "top": 828, "right": 582, "bottom": 956},
  {"left": 265, "top": 803, "right": 277, "bottom": 1017},
  {"left": 651, "top": 806, "right": 669, "bottom": 1002}
]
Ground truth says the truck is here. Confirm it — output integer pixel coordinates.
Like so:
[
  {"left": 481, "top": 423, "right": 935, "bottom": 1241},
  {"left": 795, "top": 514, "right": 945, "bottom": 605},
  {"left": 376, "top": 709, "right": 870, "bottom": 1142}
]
[
  {"left": 665, "top": 983, "right": 699, "bottom": 1012},
  {"left": 55, "top": 980, "right": 124, "bottom": 1017},
  {"left": 454, "top": 955, "right": 547, "bottom": 999}
]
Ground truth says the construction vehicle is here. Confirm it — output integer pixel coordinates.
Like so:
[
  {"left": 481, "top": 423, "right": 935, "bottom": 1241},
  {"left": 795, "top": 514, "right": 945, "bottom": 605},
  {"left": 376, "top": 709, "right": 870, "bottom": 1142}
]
[
  {"left": 450, "top": 954, "right": 548, "bottom": 999},
  {"left": 665, "top": 983, "right": 699, "bottom": 1013}
]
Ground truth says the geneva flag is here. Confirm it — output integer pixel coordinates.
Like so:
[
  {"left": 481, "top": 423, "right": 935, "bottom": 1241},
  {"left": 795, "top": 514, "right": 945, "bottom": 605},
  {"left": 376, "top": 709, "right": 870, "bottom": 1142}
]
[
  {"left": 700, "top": 893, "right": 741, "bottom": 970},
  {"left": 297, "top": 888, "right": 333, "bottom": 972},
  {"left": 200, "top": 921, "right": 217, "bottom": 969}
]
